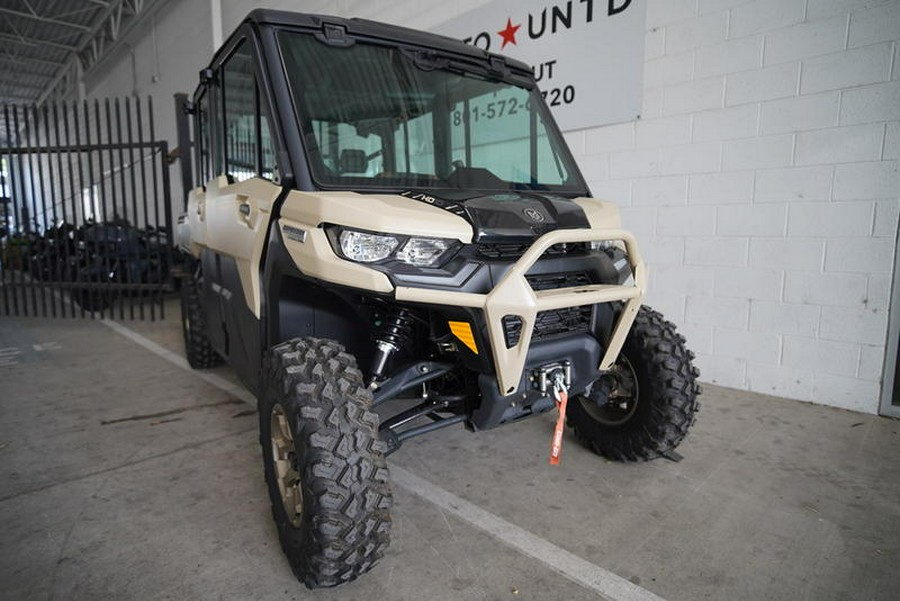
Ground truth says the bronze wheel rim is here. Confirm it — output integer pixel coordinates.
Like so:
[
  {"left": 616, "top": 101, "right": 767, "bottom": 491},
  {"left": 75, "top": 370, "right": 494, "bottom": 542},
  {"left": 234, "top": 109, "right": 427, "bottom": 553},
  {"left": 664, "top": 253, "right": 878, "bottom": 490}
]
[
  {"left": 270, "top": 404, "right": 303, "bottom": 527},
  {"left": 580, "top": 355, "right": 639, "bottom": 426}
]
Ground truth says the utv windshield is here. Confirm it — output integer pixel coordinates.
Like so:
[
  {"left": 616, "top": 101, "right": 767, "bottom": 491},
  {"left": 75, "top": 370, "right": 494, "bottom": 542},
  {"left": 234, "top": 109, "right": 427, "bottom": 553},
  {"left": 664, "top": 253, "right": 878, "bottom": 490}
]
[{"left": 277, "top": 31, "right": 587, "bottom": 193}]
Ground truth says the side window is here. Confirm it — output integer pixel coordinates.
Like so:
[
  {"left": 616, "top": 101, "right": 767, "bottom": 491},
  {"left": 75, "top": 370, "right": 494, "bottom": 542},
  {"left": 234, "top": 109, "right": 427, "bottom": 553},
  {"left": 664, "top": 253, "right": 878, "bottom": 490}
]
[
  {"left": 213, "top": 76, "right": 224, "bottom": 177},
  {"left": 261, "top": 104, "right": 276, "bottom": 180},
  {"left": 222, "top": 40, "right": 256, "bottom": 182},
  {"left": 220, "top": 37, "right": 277, "bottom": 183},
  {"left": 195, "top": 88, "right": 211, "bottom": 184}
]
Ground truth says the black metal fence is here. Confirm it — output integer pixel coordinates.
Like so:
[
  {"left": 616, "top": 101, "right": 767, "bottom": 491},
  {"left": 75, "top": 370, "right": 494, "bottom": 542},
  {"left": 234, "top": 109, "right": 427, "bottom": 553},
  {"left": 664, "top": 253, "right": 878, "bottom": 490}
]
[{"left": 0, "top": 96, "right": 174, "bottom": 320}]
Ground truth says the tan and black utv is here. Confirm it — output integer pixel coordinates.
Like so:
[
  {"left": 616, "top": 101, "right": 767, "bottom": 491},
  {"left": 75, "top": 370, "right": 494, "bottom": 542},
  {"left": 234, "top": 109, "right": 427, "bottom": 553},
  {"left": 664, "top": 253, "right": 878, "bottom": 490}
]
[{"left": 175, "top": 9, "right": 699, "bottom": 589}]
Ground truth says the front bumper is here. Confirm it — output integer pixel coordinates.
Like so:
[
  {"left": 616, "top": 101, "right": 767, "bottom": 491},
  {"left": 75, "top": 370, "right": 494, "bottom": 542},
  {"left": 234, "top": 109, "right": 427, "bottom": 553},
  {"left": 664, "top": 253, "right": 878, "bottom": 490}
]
[{"left": 396, "top": 227, "right": 647, "bottom": 396}]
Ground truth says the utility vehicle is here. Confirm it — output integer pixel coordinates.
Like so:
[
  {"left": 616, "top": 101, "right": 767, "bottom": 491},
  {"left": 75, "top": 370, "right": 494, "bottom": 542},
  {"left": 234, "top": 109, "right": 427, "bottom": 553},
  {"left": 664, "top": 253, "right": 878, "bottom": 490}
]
[{"left": 175, "top": 9, "right": 700, "bottom": 589}]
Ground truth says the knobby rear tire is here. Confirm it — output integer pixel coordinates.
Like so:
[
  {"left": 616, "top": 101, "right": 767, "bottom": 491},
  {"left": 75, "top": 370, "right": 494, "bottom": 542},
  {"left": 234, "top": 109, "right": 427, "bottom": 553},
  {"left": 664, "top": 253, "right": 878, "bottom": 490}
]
[{"left": 180, "top": 268, "right": 222, "bottom": 369}]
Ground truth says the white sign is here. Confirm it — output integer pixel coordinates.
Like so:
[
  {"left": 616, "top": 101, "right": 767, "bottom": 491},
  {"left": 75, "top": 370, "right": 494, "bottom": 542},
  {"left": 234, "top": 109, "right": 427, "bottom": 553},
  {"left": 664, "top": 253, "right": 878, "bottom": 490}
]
[{"left": 433, "top": 0, "right": 646, "bottom": 131}]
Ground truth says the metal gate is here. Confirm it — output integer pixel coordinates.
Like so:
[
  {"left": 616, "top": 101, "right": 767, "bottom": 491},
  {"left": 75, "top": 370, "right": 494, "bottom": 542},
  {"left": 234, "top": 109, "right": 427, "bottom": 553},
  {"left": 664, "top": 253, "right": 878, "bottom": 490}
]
[{"left": 0, "top": 97, "right": 174, "bottom": 320}]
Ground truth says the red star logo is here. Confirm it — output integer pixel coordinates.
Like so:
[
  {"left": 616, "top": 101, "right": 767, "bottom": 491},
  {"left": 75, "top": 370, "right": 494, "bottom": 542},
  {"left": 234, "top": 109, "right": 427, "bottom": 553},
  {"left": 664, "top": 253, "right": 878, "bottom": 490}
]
[{"left": 497, "top": 18, "right": 521, "bottom": 50}]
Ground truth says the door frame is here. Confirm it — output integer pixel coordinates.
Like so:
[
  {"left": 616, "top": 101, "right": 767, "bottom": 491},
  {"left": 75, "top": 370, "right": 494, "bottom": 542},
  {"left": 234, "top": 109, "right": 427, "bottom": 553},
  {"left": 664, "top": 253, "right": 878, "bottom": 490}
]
[{"left": 879, "top": 223, "right": 900, "bottom": 417}]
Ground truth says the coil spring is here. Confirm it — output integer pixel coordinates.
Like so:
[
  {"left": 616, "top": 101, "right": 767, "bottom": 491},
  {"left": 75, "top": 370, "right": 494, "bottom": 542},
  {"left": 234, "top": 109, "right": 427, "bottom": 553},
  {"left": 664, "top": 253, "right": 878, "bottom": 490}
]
[
  {"left": 370, "top": 306, "right": 417, "bottom": 382},
  {"left": 377, "top": 306, "right": 415, "bottom": 350}
]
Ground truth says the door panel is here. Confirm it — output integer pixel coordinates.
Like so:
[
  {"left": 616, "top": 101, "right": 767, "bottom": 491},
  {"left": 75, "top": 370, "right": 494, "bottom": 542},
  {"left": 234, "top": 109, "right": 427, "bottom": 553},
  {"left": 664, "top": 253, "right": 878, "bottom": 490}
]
[{"left": 202, "top": 175, "right": 281, "bottom": 317}]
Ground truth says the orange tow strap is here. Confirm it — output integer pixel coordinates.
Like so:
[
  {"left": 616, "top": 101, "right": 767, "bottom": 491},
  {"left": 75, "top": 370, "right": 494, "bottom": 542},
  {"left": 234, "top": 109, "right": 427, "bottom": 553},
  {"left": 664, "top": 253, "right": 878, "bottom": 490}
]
[{"left": 549, "top": 388, "right": 568, "bottom": 465}]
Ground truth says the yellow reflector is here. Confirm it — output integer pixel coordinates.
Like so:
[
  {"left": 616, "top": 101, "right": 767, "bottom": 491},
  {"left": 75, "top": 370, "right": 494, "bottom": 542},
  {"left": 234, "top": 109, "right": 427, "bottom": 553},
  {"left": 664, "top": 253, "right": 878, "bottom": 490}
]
[{"left": 448, "top": 321, "right": 479, "bottom": 355}]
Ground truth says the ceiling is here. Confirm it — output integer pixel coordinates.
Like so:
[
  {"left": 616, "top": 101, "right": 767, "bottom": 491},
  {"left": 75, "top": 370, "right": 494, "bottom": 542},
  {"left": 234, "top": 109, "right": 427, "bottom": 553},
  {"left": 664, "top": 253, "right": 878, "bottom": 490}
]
[{"left": 0, "top": 0, "right": 163, "bottom": 106}]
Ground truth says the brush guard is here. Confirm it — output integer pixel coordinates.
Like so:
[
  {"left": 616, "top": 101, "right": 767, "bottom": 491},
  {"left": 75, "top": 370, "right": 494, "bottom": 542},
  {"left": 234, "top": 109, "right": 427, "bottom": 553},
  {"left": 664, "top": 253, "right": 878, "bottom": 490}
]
[{"left": 395, "top": 228, "right": 647, "bottom": 396}]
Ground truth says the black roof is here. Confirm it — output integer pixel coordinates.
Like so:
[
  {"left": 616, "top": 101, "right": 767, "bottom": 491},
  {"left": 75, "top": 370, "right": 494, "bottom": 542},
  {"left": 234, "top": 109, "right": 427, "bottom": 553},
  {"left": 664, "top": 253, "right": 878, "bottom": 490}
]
[{"left": 240, "top": 9, "right": 533, "bottom": 76}]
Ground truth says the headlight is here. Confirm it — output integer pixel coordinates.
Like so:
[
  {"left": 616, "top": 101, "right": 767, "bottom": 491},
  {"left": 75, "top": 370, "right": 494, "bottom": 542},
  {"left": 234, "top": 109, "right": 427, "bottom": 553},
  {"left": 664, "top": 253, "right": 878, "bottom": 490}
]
[
  {"left": 330, "top": 226, "right": 457, "bottom": 268},
  {"left": 395, "top": 237, "right": 450, "bottom": 267},
  {"left": 339, "top": 230, "right": 399, "bottom": 263}
]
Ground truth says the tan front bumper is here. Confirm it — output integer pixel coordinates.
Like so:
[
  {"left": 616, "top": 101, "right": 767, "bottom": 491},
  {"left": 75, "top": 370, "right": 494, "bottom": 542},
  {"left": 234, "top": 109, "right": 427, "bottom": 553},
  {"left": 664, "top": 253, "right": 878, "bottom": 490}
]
[{"left": 395, "top": 228, "right": 647, "bottom": 396}]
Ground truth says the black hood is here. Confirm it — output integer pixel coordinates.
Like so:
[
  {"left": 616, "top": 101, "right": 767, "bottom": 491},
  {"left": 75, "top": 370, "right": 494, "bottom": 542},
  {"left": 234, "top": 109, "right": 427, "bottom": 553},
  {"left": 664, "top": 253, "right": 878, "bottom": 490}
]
[{"left": 400, "top": 190, "right": 590, "bottom": 243}]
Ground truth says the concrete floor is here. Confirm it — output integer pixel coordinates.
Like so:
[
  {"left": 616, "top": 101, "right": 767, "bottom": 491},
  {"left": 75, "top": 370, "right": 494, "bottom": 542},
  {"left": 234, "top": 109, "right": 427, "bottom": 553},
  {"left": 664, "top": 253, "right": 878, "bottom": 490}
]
[{"left": 1, "top": 299, "right": 899, "bottom": 600}]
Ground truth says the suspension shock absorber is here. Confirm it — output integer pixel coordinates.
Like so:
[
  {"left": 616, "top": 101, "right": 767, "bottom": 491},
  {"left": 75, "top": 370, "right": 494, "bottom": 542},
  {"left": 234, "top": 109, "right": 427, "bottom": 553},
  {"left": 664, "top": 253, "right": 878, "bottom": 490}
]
[{"left": 370, "top": 306, "right": 416, "bottom": 383}]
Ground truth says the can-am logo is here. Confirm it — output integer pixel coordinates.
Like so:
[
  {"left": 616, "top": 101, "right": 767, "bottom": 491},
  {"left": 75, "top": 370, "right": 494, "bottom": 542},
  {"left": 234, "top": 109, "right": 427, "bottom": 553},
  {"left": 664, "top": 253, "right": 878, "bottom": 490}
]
[{"left": 523, "top": 207, "right": 546, "bottom": 222}]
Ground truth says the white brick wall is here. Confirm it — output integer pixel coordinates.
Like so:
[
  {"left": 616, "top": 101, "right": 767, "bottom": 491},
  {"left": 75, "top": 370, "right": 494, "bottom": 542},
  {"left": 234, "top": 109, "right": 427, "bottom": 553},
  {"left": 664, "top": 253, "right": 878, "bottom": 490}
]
[
  {"left": 759, "top": 92, "right": 840, "bottom": 133},
  {"left": 750, "top": 301, "right": 821, "bottom": 336},
  {"left": 693, "top": 105, "right": 759, "bottom": 141},
  {"left": 746, "top": 362, "right": 814, "bottom": 399},
  {"left": 573, "top": 0, "right": 900, "bottom": 413},
  {"left": 715, "top": 327, "right": 782, "bottom": 362},
  {"left": 730, "top": 0, "right": 806, "bottom": 38},
  {"left": 718, "top": 204, "right": 788, "bottom": 236},
  {"left": 839, "top": 81, "right": 900, "bottom": 124},
  {"left": 663, "top": 76, "right": 726, "bottom": 114},
  {"left": 726, "top": 62, "right": 801, "bottom": 105},
  {"left": 633, "top": 176, "right": 689, "bottom": 206},
  {"left": 847, "top": 1, "right": 900, "bottom": 48},
  {"left": 782, "top": 336, "right": 859, "bottom": 377},
  {"left": 801, "top": 43, "right": 894, "bottom": 94},
  {"left": 723, "top": 135, "right": 794, "bottom": 170},
  {"left": 754, "top": 166, "right": 834, "bottom": 201},
  {"left": 636, "top": 115, "right": 692, "bottom": 147},
  {"left": 787, "top": 202, "right": 874, "bottom": 237},
  {"left": 695, "top": 36, "right": 763, "bottom": 77},
  {"left": 714, "top": 267, "right": 783, "bottom": 300},
  {"left": 749, "top": 238, "right": 826, "bottom": 271},
  {"left": 690, "top": 170, "right": 755, "bottom": 203},
  {"left": 763, "top": 17, "right": 847, "bottom": 66},
  {"left": 824, "top": 237, "right": 895, "bottom": 273},
  {"left": 783, "top": 271, "right": 869, "bottom": 307},
  {"left": 686, "top": 237, "right": 749, "bottom": 266},
  {"left": 794, "top": 123, "right": 884, "bottom": 165}
]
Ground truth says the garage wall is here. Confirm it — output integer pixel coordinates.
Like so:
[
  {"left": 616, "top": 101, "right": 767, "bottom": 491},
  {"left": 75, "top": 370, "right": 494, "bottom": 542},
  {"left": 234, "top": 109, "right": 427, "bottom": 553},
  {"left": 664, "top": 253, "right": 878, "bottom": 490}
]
[
  {"left": 85, "top": 0, "right": 900, "bottom": 414},
  {"left": 581, "top": 0, "right": 900, "bottom": 414}
]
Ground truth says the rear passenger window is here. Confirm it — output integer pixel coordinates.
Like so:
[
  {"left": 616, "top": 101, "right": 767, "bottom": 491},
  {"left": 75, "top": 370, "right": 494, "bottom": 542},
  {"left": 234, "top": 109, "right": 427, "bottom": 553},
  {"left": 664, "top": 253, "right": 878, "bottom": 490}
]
[{"left": 195, "top": 89, "right": 212, "bottom": 184}]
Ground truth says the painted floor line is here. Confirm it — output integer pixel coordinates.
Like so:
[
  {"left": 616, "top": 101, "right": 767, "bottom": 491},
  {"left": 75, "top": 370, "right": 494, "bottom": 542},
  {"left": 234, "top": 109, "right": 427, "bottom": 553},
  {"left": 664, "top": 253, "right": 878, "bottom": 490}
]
[
  {"left": 390, "top": 464, "right": 664, "bottom": 601},
  {"left": 101, "top": 317, "right": 664, "bottom": 601},
  {"left": 100, "top": 318, "right": 255, "bottom": 405}
]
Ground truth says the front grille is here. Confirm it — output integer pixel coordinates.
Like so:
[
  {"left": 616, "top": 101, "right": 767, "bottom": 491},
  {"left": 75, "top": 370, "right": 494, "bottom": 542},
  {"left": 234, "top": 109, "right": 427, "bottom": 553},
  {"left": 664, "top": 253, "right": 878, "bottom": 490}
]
[
  {"left": 534, "top": 306, "right": 593, "bottom": 340},
  {"left": 500, "top": 271, "right": 595, "bottom": 348},
  {"left": 502, "top": 305, "right": 593, "bottom": 348},
  {"left": 526, "top": 271, "right": 591, "bottom": 291},
  {"left": 477, "top": 242, "right": 584, "bottom": 260}
]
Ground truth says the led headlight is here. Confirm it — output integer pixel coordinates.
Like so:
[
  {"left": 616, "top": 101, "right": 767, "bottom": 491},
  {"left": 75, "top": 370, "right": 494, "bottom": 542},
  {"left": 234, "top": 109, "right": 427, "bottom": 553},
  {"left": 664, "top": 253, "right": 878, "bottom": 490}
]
[
  {"left": 339, "top": 230, "right": 400, "bottom": 263},
  {"left": 395, "top": 237, "right": 449, "bottom": 267},
  {"left": 331, "top": 227, "right": 457, "bottom": 268}
]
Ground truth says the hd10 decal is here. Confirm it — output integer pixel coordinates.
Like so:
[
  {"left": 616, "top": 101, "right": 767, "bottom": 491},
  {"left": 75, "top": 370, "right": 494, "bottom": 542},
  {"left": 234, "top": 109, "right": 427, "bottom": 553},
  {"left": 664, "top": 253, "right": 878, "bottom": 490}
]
[{"left": 434, "top": 0, "right": 646, "bottom": 131}]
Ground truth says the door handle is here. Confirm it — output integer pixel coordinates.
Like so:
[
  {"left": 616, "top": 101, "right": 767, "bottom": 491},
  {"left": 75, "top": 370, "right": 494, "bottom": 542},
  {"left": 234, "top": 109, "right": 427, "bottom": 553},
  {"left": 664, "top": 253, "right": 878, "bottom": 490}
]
[{"left": 236, "top": 195, "right": 252, "bottom": 225}]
